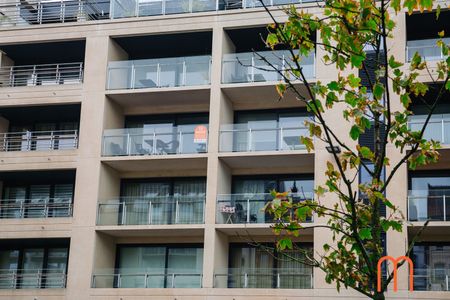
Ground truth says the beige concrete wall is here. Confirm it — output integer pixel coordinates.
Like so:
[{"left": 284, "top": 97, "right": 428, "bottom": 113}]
[{"left": 0, "top": 4, "right": 447, "bottom": 300}]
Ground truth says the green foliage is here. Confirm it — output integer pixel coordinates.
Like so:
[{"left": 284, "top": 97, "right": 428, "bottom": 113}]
[{"left": 261, "top": 0, "right": 450, "bottom": 299}]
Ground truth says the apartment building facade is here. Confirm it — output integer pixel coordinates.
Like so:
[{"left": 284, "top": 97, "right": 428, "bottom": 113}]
[{"left": 0, "top": 0, "right": 448, "bottom": 299}]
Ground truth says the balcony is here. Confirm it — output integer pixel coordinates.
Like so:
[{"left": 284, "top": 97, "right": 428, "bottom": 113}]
[
  {"left": 413, "top": 269, "right": 450, "bottom": 291},
  {"left": 106, "top": 56, "right": 211, "bottom": 90},
  {"left": 407, "top": 38, "right": 450, "bottom": 62},
  {"left": 0, "top": 63, "right": 83, "bottom": 87},
  {"left": 0, "top": 0, "right": 109, "bottom": 27},
  {"left": 408, "top": 114, "right": 450, "bottom": 145},
  {"left": 0, "top": 269, "right": 67, "bottom": 289},
  {"left": 0, "top": 198, "right": 72, "bottom": 219},
  {"left": 102, "top": 126, "right": 208, "bottom": 156},
  {"left": 408, "top": 190, "right": 450, "bottom": 222},
  {"left": 217, "top": 192, "right": 313, "bottom": 224},
  {"left": 219, "top": 122, "right": 307, "bottom": 152},
  {"left": 91, "top": 269, "right": 202, "bottom": 288},
  {"left": 97, "top": 196, "right": 205, "bottom": 225},
  {"left": 0, "top": 130, "right": 78, "bottom": 152},
  {"left": 214, "top": 268, "right": 313, "bottom": 289},
  {"left": 222, "top": 50, "right": 315, "bottom": 84}
]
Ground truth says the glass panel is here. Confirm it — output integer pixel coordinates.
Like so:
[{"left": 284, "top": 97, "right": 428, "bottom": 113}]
[
  {"left": 56, "top": 122, "right": 78, "bottom": 150},
  {"left": 410, "top": 176, "right": 450, "bottom": 221},
  {"left": 112, "top": 0, "right": 138, "bottom": 18},
  {"left": 173, "top": 179, "right": 206, "bottom": 224},
  {"left": 27, "top": 185, "right": 50, "bottom": 218},
  {"left": 119, "top": 247, "right": 166, "bottom": 288},
  {"left": 20, "top": 248, "right": 44, "bottom": 289},
  {"left": 167, "top": 248, "right": 203, "bottom": 288},
  {"left": 165, "top": 0, "right": 190, "bottom": 14},
  {"left": 45, "top": 248, "right": 68, "bottom": 288},
  {"left": 0, "top": 250, "right": 19, "bottom": 289},
  {"left": 413, "top": 244, "right": 450, "bottom": 291},
  {"left": 133, "top": 61, "right": 158, "bottom": 89},
  {"left": 139, "top": 0, "right": 163, "bottom": 16},
  {"left": 33, "top": 123, "right": 56, "bottom": 151},
  {"left": 51, "top": 184, "right": 73, "bottom": 217},
  {"left": 2, "top": 187, "right": 26, "bottom": 218}
]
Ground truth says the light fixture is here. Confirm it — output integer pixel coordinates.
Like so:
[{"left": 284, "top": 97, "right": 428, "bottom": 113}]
[{"left": 325, "top": 145, "right": 341, "bottom": 154}]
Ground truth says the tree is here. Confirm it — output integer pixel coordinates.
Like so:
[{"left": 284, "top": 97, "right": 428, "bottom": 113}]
[{"left": 256, "top": 0, "right": 450, "bottom": 299}]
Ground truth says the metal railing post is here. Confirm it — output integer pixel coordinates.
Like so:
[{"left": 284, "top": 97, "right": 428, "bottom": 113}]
[
  {"left": 279, "top": 127, "right": 283, "bottom": 150},
  {"left": 244, "top": 273, "right": 248, "bottom": 288},
  {"left": 182, "top": 60, "right": 187, "bottom": 86},
  {"left": 251, "top": 56, "right": 255, "bottom": 82},
  {"left": 446, "top": 275, "right": 449, "bottom": 291},
  {"left": 130, "top": 63, "right": 136, "bottom": 89},
  {"left": 246, "top": 198, "right": 250, "bottom": 223},
  {"left": 20, "top": 201, "right": 25, "bottom": 218},
  {"left": 157, "top": 63, "right": 161, "bottom": 87},
  {"left": 444, "top": 195, "right": 447, "bottom": 221},
  {"left": 145, "top": 273, "right": 149, "bottom": 288},
  {"left": 50, "top": 130, "right": 54, "bottom": 150},
  {"left": 121, "top": 202, "right": 127, "bottom": 225},
  {"left": 277, "top": 273, "right": 280, "bottom": 288},
  {"left": 175, "top": 200, "right": 179, "bottom": 223},
  {"left": 248, "top": 128, "right": 252, "bottom": 151},
  {"left": 171, "top": 273, "right": 175, "bottom": 288},
  {"left": 126, "top": 132, "right": 131, "bottom": 155},
  {"left": 117, "top": 274, "right": 121, "bottom": 288},
  {"left": 152, "top": 131, "right": 157, "bottom": 154},
  {"left": 442, "top": 118, "right": 445, "bottom": 143},
  {"left": 178, "top": 130, "right": 183, "bottom": 154},
  {"left": 60, "top": 0, "right": 65, "bottom": 23}
]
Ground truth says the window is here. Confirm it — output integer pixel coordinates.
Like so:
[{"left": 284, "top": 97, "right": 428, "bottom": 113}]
[
  {"left": 228, "top": 243, "right": 313, "bottom": 289},
  {"left": 412, "top": 243, "right": 450, "bottom": 291},
  {"left": 119, "top": 178, "right": 206, "bottom": 225},
  {"left": 0, "top": 239, "right": 69, "bottom": 289},
  {"left": 116, "top": 245, "right": 203, "bottom": 288}
]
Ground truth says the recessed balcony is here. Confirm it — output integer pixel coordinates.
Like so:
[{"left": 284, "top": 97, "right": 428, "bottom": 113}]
[
  {"left": 216, "top": 192, "right": 313, "bottom": 224},
  {"left": 222, "top": 50, "right": 315, "bottom": 84},
  {"left": 0, "top": 130, "right": 78, "bottom": 152},
  {"left": 102, "top": 125, "right": 208, "bottom": 156},
  {"left": 106, "top": 56, "right": 211, "bottom": 90},
  {"left": 97, "top": 196, "right": 205, "bottom": 226},
  {"left": 0, "top": 198, "right": 72, "bottom": 219},
  {"left": 0, "top": 269, "right": 67, "bottom": 289}
]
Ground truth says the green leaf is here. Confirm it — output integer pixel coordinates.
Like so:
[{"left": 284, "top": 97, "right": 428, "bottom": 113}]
[
  {"left": 278, "top": 238, "right": 293, "bottom": 250},
  {"left": 388, "top": 55, "right": 403, "bottom": 68},
  {"left": 350, "top": 54, "right": 364, "bottom": 68},
  {"left": 373, "top": 83, "right": 385, "bottom": 100},
  {"left": 358, "top": 228, "right": 372, "bottom": 240},
  {"left": 350, "top": 125, "right": 360, "bottom": 140},
  {"left": 359, "top": 146, "right": 373, "bottom": 159}
]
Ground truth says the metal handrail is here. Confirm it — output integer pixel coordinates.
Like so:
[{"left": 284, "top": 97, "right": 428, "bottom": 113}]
[
  {"left": 411, "top": 269, "right": 450, "bottom": 291},
  {"left": 0, "top": 0, "right": 109, "bottom": 26},
  {"left": 0, "top": 198, "right": 73, "bottom": 218},
  {"left": 406, "top": 38, "right": 450, "bottom": 62},
  {"left": 0, "top": 130, "right": 79, "bottom": 151},
  {"left": 0, "top": 62, "right": 84, "bottom": 87},
  {"left": 0, "top": 269, "right": 67, "bottom": 289},
  {"left": 407, "top": 115, "right": 450, "bottom": 145},
  {"left": 97, "top": 196, "right": 206, "bottom": 225},
  {"left": 91, "top": 269, "right": 202, "bottom": 288}
]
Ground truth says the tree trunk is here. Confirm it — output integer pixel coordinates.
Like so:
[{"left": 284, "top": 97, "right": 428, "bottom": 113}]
[{"left": 373, "top": 291, "right": 385, "bottom": 300}]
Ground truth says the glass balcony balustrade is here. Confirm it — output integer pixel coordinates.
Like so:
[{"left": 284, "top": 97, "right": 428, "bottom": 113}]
[
  {"left": 106, "top": 56, "right": 211, "bottom": 90},
  {"left": 214, "top": 268, "right": 313, "bottom": 289},
  {"left": 406, "top": 38, "right": 450, "bottom": 62},
  {"left": 102, "top": 125, "right": 208, "bottom": 156},
  {"left": 91, "top": 268, "right": 202, "bottom": 288},
  {"left": 408, "top": 114, "right": 450, "bottom": 145},
  {"left": 408, "top": 190, "right": 450, "bottom": 222},
  {"left": 0, "top": 269, "right": 67, "bottom": 289},
  {"left": 0, "top": 130, "right": 79, "bottom": 152},
  {"left": 217, "top": 192, "right": 313, "bottom": 224},
  {"left": 219, "top": 121, "right": 308, "bottom": 152},
  {"left": 97, "top": 196, "right": 205, "bottom": 225},
  {"left": 0, "top": 63, "right": 84, "bottom": 87},
  {"left": 222, "top": 50, "right": 315, "bottom": 84},
  {"left": 413, "top": 269, "right": 450, "bottom": 291}
]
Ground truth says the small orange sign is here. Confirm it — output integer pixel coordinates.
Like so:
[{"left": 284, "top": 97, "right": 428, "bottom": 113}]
[
  {"left": 377, "top": 256, "right": 414, "bottom": 292},
  {"left": 194, "top": 125, "right": 208, "bottom": 143}
]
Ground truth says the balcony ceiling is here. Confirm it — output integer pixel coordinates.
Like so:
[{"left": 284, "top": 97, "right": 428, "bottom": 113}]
[
  {"left": 0, "top": 40, "right": 85, "bottom": 65},
  {"left": 219, "top": 152, "right": 314, "bottom": 174},
  {"left": 106, "top": 87, "right": 210, "bottom": 114},
  {"left": 113, "top": 31, "right": 212, "bottom": 60},
  {"left": 222, "top": 82, "right": 310, "bottom": 110}
]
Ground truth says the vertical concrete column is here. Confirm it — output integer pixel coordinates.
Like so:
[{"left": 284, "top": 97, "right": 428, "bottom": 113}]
[
  {"left": 65, "top": 35, "right": 111, "bottom": 300},
  {"left": 313, "top": 30, "right": 358, "bottom": 290},
  {"left": 384, "top": 12, "right": 410, "bottom": 293}
]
